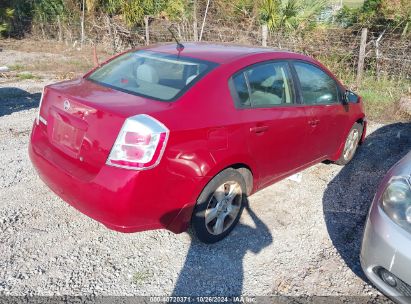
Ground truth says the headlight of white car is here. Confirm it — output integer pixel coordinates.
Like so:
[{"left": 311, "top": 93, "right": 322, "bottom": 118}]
[{"left": 381, "top": 176, "right": 411, "bottom": 233}]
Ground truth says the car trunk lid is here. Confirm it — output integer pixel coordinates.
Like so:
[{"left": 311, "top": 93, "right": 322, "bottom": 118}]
[{"left": 38, "top": 78, "right": 171, "bottom": 177}]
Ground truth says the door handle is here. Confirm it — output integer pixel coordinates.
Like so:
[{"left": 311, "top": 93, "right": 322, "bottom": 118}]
[{"left": 250, "top": 125, "right": 269, "bottom": 133}]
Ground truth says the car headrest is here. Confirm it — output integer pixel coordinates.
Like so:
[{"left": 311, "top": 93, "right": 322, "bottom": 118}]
[
  {"left": 136, "top": 64, "right": 159, "bottom": 83},
  {"left": 249, "top": 65, "right": 277, "bottom": 88}
]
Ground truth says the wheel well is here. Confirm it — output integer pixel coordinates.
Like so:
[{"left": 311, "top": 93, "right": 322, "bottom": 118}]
[
  {"left": 356, "top": 118, "right": 365, "bottom": 144},
  {"left": 230, "top": 164, "right": 253, "bottom": 196},
  {"left": 356, "top": 118, "right": 364, "bottom": 126}
]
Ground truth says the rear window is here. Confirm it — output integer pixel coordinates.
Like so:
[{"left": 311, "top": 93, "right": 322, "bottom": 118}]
[{"left": 87, "top": 50, "right": 217, "bottom": 101}]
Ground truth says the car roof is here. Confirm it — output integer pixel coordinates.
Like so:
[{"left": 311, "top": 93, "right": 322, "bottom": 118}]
[{"left": 145, "top": 42, "right": 300, "bottom": 64}]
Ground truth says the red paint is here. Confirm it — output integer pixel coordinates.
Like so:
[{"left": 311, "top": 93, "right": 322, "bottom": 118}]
[{"left": 29, "top": 43, "right": 366, "bottom": 234}]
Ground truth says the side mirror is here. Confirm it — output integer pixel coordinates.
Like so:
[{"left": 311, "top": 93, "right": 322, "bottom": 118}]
[{"left": 344, "top": 90, "right": 359, "bottom": 103}]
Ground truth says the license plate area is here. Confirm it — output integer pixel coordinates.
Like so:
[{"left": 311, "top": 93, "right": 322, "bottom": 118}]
[{"left": 49, "top": 112, "right": 86, "bottom": 158}]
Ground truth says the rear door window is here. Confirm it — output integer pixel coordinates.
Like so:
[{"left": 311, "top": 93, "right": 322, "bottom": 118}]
[
  {"left": 88, "top": 50, "right": 217, "bottom": 101},
  {"left": 231, "top": 73, "right": 251, "bottom": 107},
  {"left": 293, "top": 62, "right": 339, "bottom": 105},
  {"left": 230, "top": 61, "right": 295, "bottom": 108}
]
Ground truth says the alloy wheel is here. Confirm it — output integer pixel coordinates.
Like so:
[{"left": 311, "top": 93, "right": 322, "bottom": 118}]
[
  {"left": 205, "top": 181, "right": 242, "bottom": 235},
  {"left": 343, "top": 128, "right": 359, "bottom": 161}
]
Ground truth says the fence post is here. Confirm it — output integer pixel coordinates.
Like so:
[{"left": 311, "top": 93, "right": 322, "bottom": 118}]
[
  {"left": 375, "top": 30, "right": 385, "bottom": 80},
  {"left": 57, "top": 15, "right": 62, "bottom": 42},
  {"left": 93, "top": 44, "right": 99, "bottom": 67},
  {"left": 192, "top": 0, "right": 198, "bottom": 41},
  {"left": 106, "top": 15, "right": 116, "bottom": 54},
  {"left": 262, "top": 24, "right": 268, "bottom": 47},
  {"left": 40, "top": 23, "right": 45, "bottom": 40},
  {"left": 80, "top": 0, "right": 85, "bottom": 48},
  {"left": 144, "top": 16, "right": 150, "bottom": 45},
  {"left": 356, "top": 27, "right": 368, "bottom": 88},
  {"left": 199, "top": 0, "right": 210, "bottom": 41},
  {"left": 177, "top": 24, "right": 182, "bottom": 40}
]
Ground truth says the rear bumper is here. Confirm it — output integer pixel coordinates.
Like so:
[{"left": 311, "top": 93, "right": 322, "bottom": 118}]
[
  {"left": 29, "top": 121, "right": 200, "bottom": 233},
  {"left": 361, "top": 197, "right": 411, "bottom": 303}
]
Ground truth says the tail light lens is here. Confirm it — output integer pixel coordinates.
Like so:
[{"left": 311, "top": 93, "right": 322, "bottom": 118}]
[
  {"left": 36, "top": 87, "right": 46, "bottom": 125},
  {"left": 106, "top": 114, "right": 169, "bottom": 170}
]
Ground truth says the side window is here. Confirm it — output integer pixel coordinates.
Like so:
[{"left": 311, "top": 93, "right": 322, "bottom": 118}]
[
  {"left": 246, "top": 62, "right": 294, "bottom": 107},
  {"left": 230, "top": 61, "right": 294, "bottom": 108},
  {"left": 231, "top": 73, "right": 251, "bottom": 107},
  {"left": 293, "top": 62, "right": 339, "bottom": 105}
]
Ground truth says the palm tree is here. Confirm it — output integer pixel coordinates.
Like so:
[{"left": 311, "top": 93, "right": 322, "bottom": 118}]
[{"left": 260, "top": 0, "right": 329, "bottom": 32}]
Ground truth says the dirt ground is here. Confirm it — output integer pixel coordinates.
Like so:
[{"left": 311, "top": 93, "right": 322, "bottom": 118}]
[{"left": 1, "top": 40, "right": 410, "bottom": 301}]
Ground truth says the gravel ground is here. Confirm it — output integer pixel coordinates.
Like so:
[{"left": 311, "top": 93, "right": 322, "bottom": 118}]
[{"left": 1, "top": 48, "right": 411, "bottom": 301}]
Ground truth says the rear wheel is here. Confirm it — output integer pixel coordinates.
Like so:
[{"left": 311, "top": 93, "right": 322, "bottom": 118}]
[
  {"left": 191, "top": 168, "right": 246, "bottom": 243},
  {"left": 335, "top": 123, "right": 363, "bottom": 165}
]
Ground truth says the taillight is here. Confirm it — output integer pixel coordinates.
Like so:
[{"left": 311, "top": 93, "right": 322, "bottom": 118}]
[
  {"left": 36, "top": 87, "right": 46, "bottom": 125},
  {"left": 106, "top": 114, "right": 169, "bottom": 170}
]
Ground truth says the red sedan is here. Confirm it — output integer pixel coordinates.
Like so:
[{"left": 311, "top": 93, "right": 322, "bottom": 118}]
[{"left": 29, "top": 43, "right": 366, "bottom": 243}]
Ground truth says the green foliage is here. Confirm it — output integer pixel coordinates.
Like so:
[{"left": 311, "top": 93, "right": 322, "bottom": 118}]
[
  {"left": 101, "top": 0, "right": 190, "bottom": 25},
  {"left": 336, "top": 0, "right": 411, "bottom": 34},
  {"left": 9, "top": 63, "right": 24, "bottom": 71},
  {"left": 341, "top": 0, "right": 364, "bottom": 9},
  {"left": 2, "top": 0, "right": 410, "bottom": 37},
  {"left": 234, "top": 0, "right": 255, "bottom": 13},
  {"left": 101, "top": 0, "right": 122, "bottom": 15},
  {"left": 206, "top": 0, "right": 258, "bottom": 25},
  {"left": 17, "top": 72, "right": 40, "bottom": 80},
  {"left": 334, "top": 5, "right": 360, "bottom": 26},
  {"left": 132, "top": 270, "right": 153, "bottom": 284},
  {"left": 358, "top": 76, "right": 410, "bottom": 121},
  {"left": 105, "top": 0, "right": 167, "bottom": 25},
  {"left": 232, "top": 0, "right": 257, "bottom": 19},
  {"left": 163, "top": 0, "right": 190, "bottom": 21},
  {"left": 33, "top": 0, "right": 67, "bottom": 22},
  {"left": 120, "top": 0, "right": 146, "bottom": 25},
  {"left": 0, "top": 7, "right": 14, "bottom": 35},
  {"left": 260, "top": 0, "right": 329, "bottom": 32}
]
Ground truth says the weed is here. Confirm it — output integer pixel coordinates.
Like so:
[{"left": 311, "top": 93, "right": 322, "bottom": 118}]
[
  {"left": 17, "top": 72, "right": 40, "bottom": 80},
  {"left": 9, "top": 63, "right": 24, "bottom": 71},
  {"left": 358, "top": 76, "right": 410, "bottom": 121},
  {"left": 132, "top": 270, "right": 153, "bottom": 284}
]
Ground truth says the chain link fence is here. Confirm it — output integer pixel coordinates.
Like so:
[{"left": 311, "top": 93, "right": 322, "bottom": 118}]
[{"left": 25, "top": 17, "right": 411, "bottom": 84}]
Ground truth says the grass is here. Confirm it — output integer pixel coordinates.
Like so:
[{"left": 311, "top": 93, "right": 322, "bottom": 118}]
[
  {"left": 28, "top": 58, "right": 94, "bottom": 78},
  {"left": 318, "top": 54, "right": 411, "bottom": 122},
  {"left": 337, "top": 71, "right": 411, "bottom": 121},
  {"left": 358, "top": 76, "right": 411, "bottom": 121},
  {"left": 17, "top": 72, "right": 40, "bottom": 80},
  {"left": 9, "top": 63, "right": 24, "bottom": 71},
  {"left": 132, "top": 270, "right": 153, "bottom": 284},
  {"left": 1, "top": 38, "right": 111, "bottom": 79}
]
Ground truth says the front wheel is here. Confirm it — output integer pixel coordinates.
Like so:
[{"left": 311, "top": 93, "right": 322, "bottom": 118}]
[
  {"left": 335, "top": 123, "right": 363, "bottom": 165},
  {"left": 191, "top": 168, "right": 246, "bottom": 243}
]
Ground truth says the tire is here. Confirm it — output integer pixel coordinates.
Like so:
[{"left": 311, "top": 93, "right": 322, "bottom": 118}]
[
  {"left": 335, "top": 123, "right": 363, "bottom": 166},
  {"left": 191, "top": 168, "right": 247, "bottom": 243}
]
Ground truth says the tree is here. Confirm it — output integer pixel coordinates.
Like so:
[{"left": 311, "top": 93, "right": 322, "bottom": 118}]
[
  {"left": 380, "top": 0, "right": 411, "bottom": 35},
  {"left": 0, "top": 7, "right": 14, "bottom": 36},
  {"left": 336, "top": 0, "right": 411, "bottom": 35},
  {"left": 259, "top": 0, "right": 329, "bottom": 32}
]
